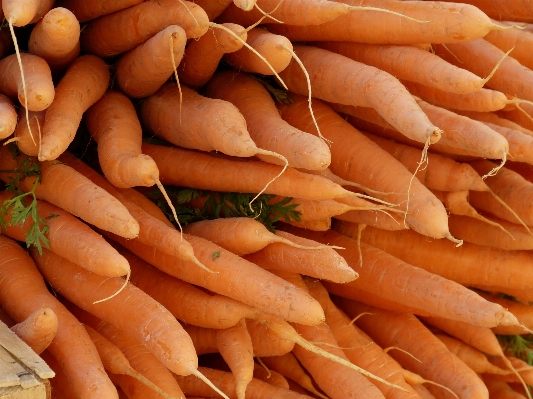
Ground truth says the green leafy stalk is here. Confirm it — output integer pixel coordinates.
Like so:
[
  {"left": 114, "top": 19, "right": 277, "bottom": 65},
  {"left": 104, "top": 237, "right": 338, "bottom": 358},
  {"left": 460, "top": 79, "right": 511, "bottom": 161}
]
[{"left": 498, "top": 334, "right": 533, "bottom": 366}]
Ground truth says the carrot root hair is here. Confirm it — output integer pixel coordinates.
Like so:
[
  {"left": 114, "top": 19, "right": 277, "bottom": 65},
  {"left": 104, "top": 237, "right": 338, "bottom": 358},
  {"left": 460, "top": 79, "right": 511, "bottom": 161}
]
[
  {"left": 383, "top": 346, "right": 422, "bottom": 363},
  {"left": 419, "top": 378, "right": 459, "bottom": 399},
  {"left": 482, "top": 151, "right": 507, "bottom": 179},
  {"left": 487, "top": 188, "right": 532, "bottom": 236},
  {"left": 253, "top": 1, "right": 284, "bottom": 24},
  {"left": 403, "top": 135, "right": 431, "bottom": 228},
  {"left": 93, "top": 269, "right": 131, "bottom": 304},
  {"left": 169, "top": 33, "right": 184, "bottom": 125},
  {"left": 481, "top": 48, "right": 514, "bottom": 87},
  {"left": 191, "top": 368, "right": 231, "bottom": 399},
  {"left": 248, "top": 149, "right": 289, "bottom": 209},
  {"left": 125, "top": 366, "right": 181, "bottom": 399},
  {"left": 255, "top": 357, "right": 272, "bottom": 378},
  {"left": 502, "top": 355, "right": 533, "bottom": 399},
  {"left": 348, "top": 312, "right": 373, "bottom": 326}
]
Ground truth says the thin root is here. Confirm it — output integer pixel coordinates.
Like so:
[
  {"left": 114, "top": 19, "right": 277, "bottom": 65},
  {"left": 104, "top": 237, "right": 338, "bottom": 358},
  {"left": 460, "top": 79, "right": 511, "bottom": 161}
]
[{"left": 93, "top": 270, "right": 131, "bottom": 304}]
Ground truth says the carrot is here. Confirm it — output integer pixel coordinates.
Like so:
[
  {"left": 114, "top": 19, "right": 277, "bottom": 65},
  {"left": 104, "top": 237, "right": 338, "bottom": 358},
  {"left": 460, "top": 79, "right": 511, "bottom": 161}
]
[
  {"left": 0, "top": 53, "right": 54, "bottom": 111},
  {"left": 353, "top": 224, "right": 533, "bottom": 299},
  {"left": 55, "top": 0, "right": 145, "bottom": 22},
  {"left": 141, "top": 142, "right": 352, "bottom": 201},
  {"left": 108, "top": 233, "right": 326, "bottom": 325},
  {"left": 117, "top": 187, "right": 173, "bottom": 227},
  {"left": 28, "top": 7, "right": 81, "bottom": 71},
  {"left": 286, "top": 217, "right": 332, "bottom": 231},
  {"left": 216, "top": 319, "right": 255, "bottom": 399},
  {"left": 30, "top": 247, "right": 200, "bottom": 378},
  {"left": 0, "top": 191, "right": 130, "bottom": 277},
  {"left": 434, "top": 39, "right": 533, "bottom": 104},
  {"left": 243, "top": 229, "right": 356, "bottom": 283},
  {"left": 476, "top": 292, "right": 533, "bottom": 335},
  {"left": 485, "top": 26, "right": 533, "bottom": 71},
  {"left": 260, "top": 353, "right": 328, "bottom": 399},
  {"left": 39, "top": 54, "right": 110, "bottom": 161},
  {"left": 483, "top": 377, "right": 528, "bottom": 399},
  {"left": 411, "top": 384, "right": 437, "bottom": 399},
  {"left": 182, "top": 217, "right": 340, "bottom": 256},
  {"left": 178, "top": 23, "right": 247, "bottom": 89},
  {"left": 252, "top": 363, "right": 290, "bottom": 390},
  {"left": 488, "top": 357, "right": 533, "bottom": 386},
  {"left": 0, "top": 93, "right": 17, "bottom": 140},
  {"left": 204, "top": 70, "right": 331, "bottom": 170},
  {"left": 278, "top": 96, "right": 452, "bottom": 239},
  {"left": 498, "top": 103, "right": 533, "bottom": 132},
  {"left": 80, "top": 0, "right": 209, "bottom": 57},
  {"left": 278, "top": 46, "right": 442, "bottom": 145},
  {"left": 13, "top": 107, "right": 43, "bottom": 156},
  {"left": 85, "top": 325, "right": 183, "bottom": 399},
  {"left": 0, "top": 236, "right": 118, "bottom": 399},
  {"left": 123, "top": 246, "right": 261, "bottom": 329},
  {"left": 2, "top": 0, "right": 54, "bottom": 26},
  {"left": 115, "top": 25, "right": 186, "bottom": 98},
  {"left": 70, "top": 304, "right": 187, "bottom": 399},
  {"left": 223, "top": 28, "right": 293, "bottom": 75},
  {"left": 336, "top": 298, "right": 489, "bottom": 399},
  {"left": 40, "top": 350, "right": 81, "bottom": 399},
  {"left": 267, "top": 0, "right": 502, "bottom": 43},
  {"left": 477, "top": 122, "right": 533, "bottom": 165},
  {"left": 174, "top": 366, "right": 315, "bottom": 399},
  {"left": 245, "top": 319, "right": 296, "bottom": 357},
  {"left": 184, "top": 324, "right": 226, "bottom": 355},
  {"left": 437, "top": 0, "right": 533, "bottom": 23},
  {"left": 192, "top": 0, "right": 233, "bottom": 20},
  {"left": 334, "top": 208, "right": 407, "bottom": 231},
  {"left": 316, "top": 42, "right": 488, "bottom": 94},
  {"left": 458, "top": 110, "right": 533, "bottom": 137},
  {"left": 0, "top": 147, "right": 140, "bottom": 241},
  {"left": 140, "top": 84, "right": 286, "bottom": 167},
  {"left": 10, "top": 308, "right": 58, "bottom": 355},
  {"left": 294, "top": 224, "right": 518, "bottom": 327}
]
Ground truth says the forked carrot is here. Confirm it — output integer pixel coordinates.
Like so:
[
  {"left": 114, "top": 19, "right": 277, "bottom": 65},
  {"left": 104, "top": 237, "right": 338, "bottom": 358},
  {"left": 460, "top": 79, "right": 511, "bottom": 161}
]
[{"left": 10, "top": 308, "right": 58, "bottom": 355}]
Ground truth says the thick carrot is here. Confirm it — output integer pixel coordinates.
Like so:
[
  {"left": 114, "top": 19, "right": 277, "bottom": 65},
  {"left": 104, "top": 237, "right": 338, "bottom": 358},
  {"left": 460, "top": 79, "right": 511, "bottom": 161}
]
[
  {"left": 13, "top": 107, "right": 43, "bottom": 156},
  {"left": 271, "top": 196, "right": 370, "bottom": 221},
  {"left": 498, "top": 103, "right": 533, "bottom": 132},
  {"left": 294, "top": 224, "right": 518, "bottom": 327},
  {"left": 0, "top": 93, "right": 17, "bottom": 139},
  {"left": 0, "top": 236, "right": 117, "bottom": 399},
  {"left": 476, "top": 292, "right": 533, "bottom": 335},
  {"left": 483, "top": 377, "right": 528, "bottom": 399},
  {"left": 353, "top": 224, "right": 533, "bottom": 298},
  {"left": 336, "top": 298, "right": 489, "bottom": 399},
  {"left": 252, "top": 363, "right": 290, "bottom": 390},
  {"left": 436, "top": 0, "right": 533, "bottom": 23},
  {"left": 485, "top": 26, "right": 533, "bottom": 71},
  {"left": 204, "top": 70, "right": 331, "bottom": 170},
  {"left": 28, "top": 7, "right": 81, "bottom": 71},
  {"left": 434, "top": 39, "right": 533, "bottom": 104},
  {"left": 316, "top": 42, "right": 488, "bottom": 94},
  {"left": 286, "top": 217, "right": 332, "bottom": 231},
  {"left": 174, "top": 366, "right": 314, "bottom": 399},
  {"left": 40, "top": 351, "right": 80, "bottom": 399},
  {"left": 178, "top": 23, "right": 247, "bottom": 89},
  {"left": 55, "top": 0, "right": 145, "bottom": 22},
  {"left": 278, "top": 96, "right": 451, "bottom": 239},
  {"left": 39, "top": 54, "right": 110, "bottom": 161},
  {"left": 123, "top": 245, "right": 261, "bottom": 329},
  {"left": 334, "top": 207, "right": 407, "bottom": 231},
  {"left": 479, "top": 122, "right": 533, "bottom": 165},
  {"left": 80, "top": 0, "right": 209, "bottom": 57},
  {"left": 267, "top": 0, "right": 502, "bottom": 43},
  {"left": 0, "top": 53, "right": 54, "bottom": 111},
  {"left": 2, "top": 0, "right": 54, "bottom": 26},
  {"left": 117, "top": 187, "right": 173, "bottom": 227},
  {"left": 192, "top": 0, "right": 233, "bottom": 20},
  {"left": 223, "top": 28, "right": 293, "bottom": 75},
  {"left": 458, "top": 110, "right": 533, "bottom": 137},
  {"left": 31, "top": 247, "right": 199, "bottom": 377},
  {"left": 108, "top": 233, "right": 326, "bottom": 325},
  {"left": 0, "top": 147, "right": 140, "bottom": 240},
  {"left": 245, "top": 319, "right": 295, "bottom": 357},
  {"left": 244, "top": 228, "right": 354, "bottom": 283},
  {"left": 10, "top": 308, "right": 57, "bottom": 355},
  {"left": 142, "top": 142, "right": 352, "bottom": 200},
  {"left": 216, "top": 319, "right": 255, "bottom": 399},
  {"left": 115, "top": 25, "right": 186, "bottom": 98},
  {"left": 0, "top": 191, "right": 130, "bottom": 277},
  {"left": 140, "top": 84, "right": 285, "bottom": 164},
  {"left": 278, "top": 45, "right": 442, "bottom": 145},
  {"left": 182, "top": 217, "right": 340, "bottom": 256}
]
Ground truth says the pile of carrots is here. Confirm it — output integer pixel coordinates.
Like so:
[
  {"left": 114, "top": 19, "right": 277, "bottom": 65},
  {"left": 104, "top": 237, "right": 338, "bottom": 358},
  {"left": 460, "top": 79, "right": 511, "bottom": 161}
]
[{"left": 2, "top": 0, "right": 533, "bottom": 398}]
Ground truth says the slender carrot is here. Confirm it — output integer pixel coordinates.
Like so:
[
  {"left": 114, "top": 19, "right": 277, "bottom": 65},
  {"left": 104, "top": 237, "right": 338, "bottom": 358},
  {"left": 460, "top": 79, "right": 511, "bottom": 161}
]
[
  {"left": 483, "top": 377, "right": 528, "bottom": 399},
  {"left": 334, "top": 207, "right": 407, "bottom": 231},
  {"left": 39, "top": 54, "right": 110, "bottom": 161},
  {"left": 115, "top": 25, "right": 187, "bottom": 98},
  {"left": 252, "top": 363, "right": 290, "bottom": 390},
  {"left": 498, "top": 103, "right": 533, "bottom": 132},
  {"left": 485, "top": 26, "right": 533, "bottom": 71},
  {"left": 270, "top": 196, "right": 373, "bottom": 221},
  {"left": 54, "top": 0, "right": 145, "bottom": 22},
  {"left": 439, "top": 0, "right": 533, "bottom": 22},
  {"left": 286, "top": 218, "right": 332, "bottom": 231},
  {"left": 80, "top": 0, "right": 209, "bottom": 57},
  {"left": 178, "top": 23, "right": 247, "bottom": 89},
  {"left": 0, "top": 93, "right": 17, "bottom": 140},
  {"left": 0, "top": 236, "right": 117, "bottom": 399},
  {"left": 411, "top": 384, "right": 437, "bottom": 399},
  {"left": 476, "top": 292, "right": 533, "bottom": 335},
  {"left": 117, "top": 187, "right": 173, "bottom": 228},
  {"left": 142, "top": 142, "right": 353, "bottom": 201},
  {"left": 10, "top": 308, "right": 58, "bottom": 355},
  {"left": 458, "top": 110, "right": 533, "bottom": 137}
]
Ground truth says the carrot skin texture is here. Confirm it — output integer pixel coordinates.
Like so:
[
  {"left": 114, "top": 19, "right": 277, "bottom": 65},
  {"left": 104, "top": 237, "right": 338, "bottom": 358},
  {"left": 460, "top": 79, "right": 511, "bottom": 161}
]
[
  {"left": 245, "top": 319, "right": 296, "bottom": 357},
  {"left": 14, "top": 107, "right": 44, "bottom": 156},
  {"left": 116, "top": 25, "right": 187, "bottom": 98},
  {"left": 278, "top": 45, "right": 441, "bottom": 145},
  {"left": 0, "top": 236, "right": 118, "bottom": 399},
  {"left": 0, "top": 53, "right": 55, "bottom": 111},
  {"left": 28, "top": 7, "right": 81, "bottom": 71},
  {"left": 54, "top": 0, "right": 145, "bottom": 22},
  {"left": 31, "top": 247, "right": 199, "bottom": 377},
  {"left": 278, "top": 97, "right": 450, "bottom": 239},
  {"left": 10, "top": 308, "right": 58, "bottom": 354},
  {"left": 39, "top": 54, "right": 110, "bottom": 161},
  {"left": 3, "top": 0, "right": 54, "bottom": 26},
  {"left": 80, "top": 0, "right": 209, "bottom": 57},
  {"left": 0, "top": 93, "right": 17, "bottom": 139},
  {"left": 109, "top": 233, "right": 326, "bottom": 326},
  {"left": 178, "top": 23, "right": 247, "bottom": 89},
  {"left": 204, "top": 70, "right": 331, "bottom": 170},
  {"left": 484, "top": 27, "right": 533, "bottom": 71},
  {"left": 142, "top": 142, "right": 352, "bottom": 200}
]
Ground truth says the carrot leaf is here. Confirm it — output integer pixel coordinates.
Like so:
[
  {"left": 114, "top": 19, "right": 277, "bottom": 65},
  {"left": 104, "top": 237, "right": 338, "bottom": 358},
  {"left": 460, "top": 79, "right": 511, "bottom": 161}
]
[{"left": 498, "top": 334, "right": 533, "bottom": 366}]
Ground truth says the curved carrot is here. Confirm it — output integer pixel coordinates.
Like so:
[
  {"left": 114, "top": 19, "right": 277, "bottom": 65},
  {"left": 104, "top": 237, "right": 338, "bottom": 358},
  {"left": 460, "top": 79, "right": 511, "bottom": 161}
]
[
  {"left": 0, "top": 236, "right": 118, "bottom": 399},
  {"left": 80, "top": 0, "right": 209, "bottom": 57},
  {"left": 115, "top": 25, "right": 187, "bottom": 98},
  {"left": 39, "top": 54, "right": 110, "bottom": 161},
  {"left": 10, "top": 308, "right": 58, "bottom": 355},
  {"left": 0, "top": 93, "right": 17, "bottom": 139}
]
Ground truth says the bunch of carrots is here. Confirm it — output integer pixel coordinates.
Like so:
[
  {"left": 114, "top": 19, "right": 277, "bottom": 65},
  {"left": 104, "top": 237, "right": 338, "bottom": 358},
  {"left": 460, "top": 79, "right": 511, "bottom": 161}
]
[{"left": 2, "top": 0, "right": 533, "bottom": 398}]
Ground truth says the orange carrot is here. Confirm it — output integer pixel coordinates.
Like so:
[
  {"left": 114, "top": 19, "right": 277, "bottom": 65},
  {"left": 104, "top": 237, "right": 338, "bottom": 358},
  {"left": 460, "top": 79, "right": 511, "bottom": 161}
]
[
  {"left": 178, "top": 23, "right": 247, "bottom": 89},
  {"left": 286, "top": 217, "right": 332, "bottom": 231},
  {"left": 2, "top": 0, "right": 54, "bottom": 26},
  {"left": 142, "top": 143, "right": 352, "bottom": 201},
  {"left": 483, "top": 377, "right": 528, "bottom": 399},
  {"left": 28, "top": 7, "right": 81, "bottom": 71},
  {"left": 0, "top": 52, "right": 54, "bottom": 111},
  {"left": 0, "top": 235, "right": 117, "bottom": 399},
  {"left": 498, "top": 103, "right": 533, "bottom": 132},
  {"left": 31, "top": 247, "right": 199, "bottom": 377},
  {"left": 271, "top": 196, "right": 372, "bottom": 221},
  {"left": 485, "top": 26, "right": 533, "bottom": 71},
  {"left": 54, "top": 0, "right": 145, "bottom": 22},
  {"left": 245, "top": 319, "right": 296, "bottom": 357},
  {"left": 115, "top": 25, "right": 186, "bottom": 98},
  {"left": 476, "top": 292, "right": 533, "bottom": 335},
  {"left": 204, "top": 70, "right": 331, "bottom": 170},
  {"left": 0, "top": 93, "right": 17, "bottom": 139},
  {"left": 40, "top": 350, "right": 81, "bottom": 399},
  {"left": 442, "top": 0, "right": 533, "bottom": 22},
  {"left": 117, "top": 187, "right": 173, "bottom": 227},
  {"left": 192, "top": 0, "right": 233, "bottom": 20},
  {"left": 13, "top": 107, "right": 44, "bottom": 156},
  {"left": 10, "top": 308, "right": 57, "bottom": 355},
  {"left": 80, "top": 0, "right": 209, "bottom": 57},
  {"left": 39, "top": 54, "right": 110, "bottom": 161},
  {"left": 458, "top": 110, "right": 533, "bottom": 136},
  {"left": 334, "top": 208, "right": 407, "bottom": 231},
  {"left": 252, "top": 363, "right": 290, "bottom": 390}
]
